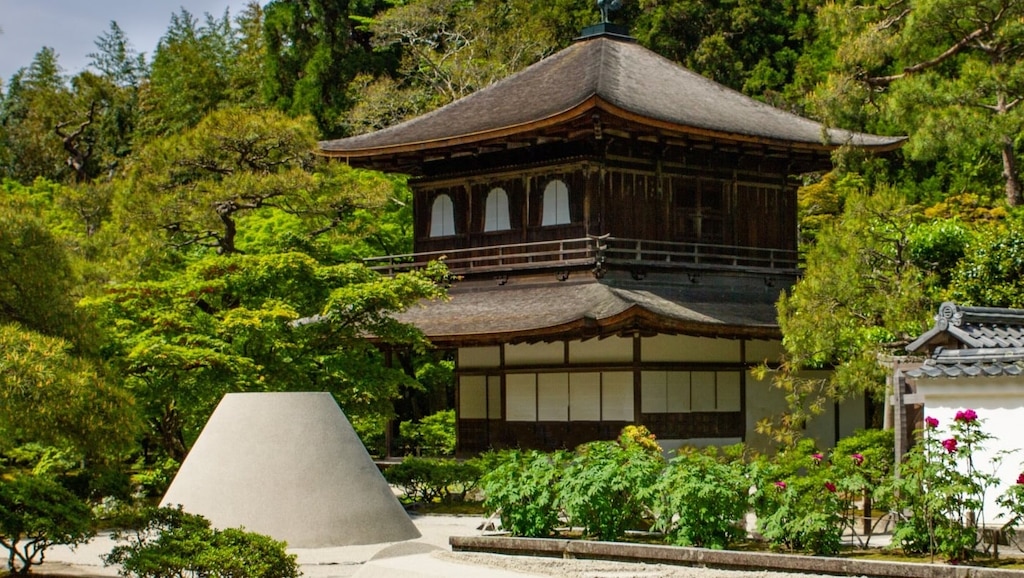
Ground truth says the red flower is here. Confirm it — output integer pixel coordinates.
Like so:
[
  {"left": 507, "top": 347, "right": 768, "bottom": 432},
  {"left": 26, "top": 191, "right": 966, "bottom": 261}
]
[
  {"left": 1016, "top": 473, "right": 1024, "bottom": 485},
  {"left": 812, "top": 453, "right": 824, "bottom": 463},
  {"left": 942, "top": 438, "right": 958, "bottom": 453},
  {"left": 851, "top": 453, "right": 864, "bottom": 466},
  {"left": 925, "top": 416, "right": 939, "bottom": 428},
  {"left": 825, "top": 481, "right": 837, "bottom": 493},
  {"left": 774, "top": 481, "right": 787, "bottom": 491},
  {"left": 954, "top": 409, "right": 978, "bottom": 423}
]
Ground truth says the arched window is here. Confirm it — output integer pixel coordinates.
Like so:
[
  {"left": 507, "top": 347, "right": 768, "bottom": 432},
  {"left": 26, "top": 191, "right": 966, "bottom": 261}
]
[
  {"left": 541, "top": 179, "right": 570, "bottom": 226},
  {"left": 430, "top": 194, "right": 455, "bottom": 237},
  {"left": 483, "top": 187, "right": 511, "bottom": 232}
]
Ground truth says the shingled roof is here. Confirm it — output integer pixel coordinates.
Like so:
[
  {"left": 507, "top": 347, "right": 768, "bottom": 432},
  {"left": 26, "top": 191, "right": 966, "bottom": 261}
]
[
  {"left": 395, "top": 277, "right": 781, "bottom": 345},
  {"left": 320, "top": 33, "right": 904, "bottom": 161},
  {"left": 905, "top": 302, "right": 1024, "bottom": 379}
]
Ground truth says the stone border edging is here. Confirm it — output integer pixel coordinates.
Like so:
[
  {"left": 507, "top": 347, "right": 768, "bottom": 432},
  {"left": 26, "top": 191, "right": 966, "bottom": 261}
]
[{"left": 449, "top": 535, "right": 1024, "bottom": 578}]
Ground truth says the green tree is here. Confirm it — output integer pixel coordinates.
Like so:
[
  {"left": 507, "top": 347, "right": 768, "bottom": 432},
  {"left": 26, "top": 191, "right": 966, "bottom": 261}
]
[
  {"left": 0, "top": 323, "right": 137, "bottom": 458},
  {"left": 633, "top": 0, "right": 823, "bottom": 103},
  {"left": 350, "top": 0, "right": 556, "bottom": 132},
  {"left": 0, "top": 474, "right": 94, "bottom": 576},
  {"left": 0, "top": 48, "right": 75, "bottom": 183},
  {"left": 757, "top": 182, "right": 933, "bottom": 443},
  {"left": 815, "top": 0, "right": 1024, "bottom": 205},
  {"left": 83, "top": 253, "right": 446, "bottom": 460},
  {"left": 263, "top": 0, "right": 397, "bottom": 137},
  {"left": 949, "top": 216, "right": 1024, "bottom": 307},
  {"left": 121, "top": 107, "right": 393, "bottom": 257},
  {"left": 138, "top": 9, "right": 235, "bottom": 137}
]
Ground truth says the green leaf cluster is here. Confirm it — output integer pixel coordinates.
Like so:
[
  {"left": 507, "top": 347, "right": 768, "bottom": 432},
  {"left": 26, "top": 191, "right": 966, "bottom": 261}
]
[
  {"left": 645, "top": 446, "right": 749, "bottom": 549},
  {"left": 0, "top": 474, "right": 94, "bottom": 575},
  {"left": 399, "top": 409, "right": 456, "bottom": 456},
  {"left": 104, "top": 506, "right": 299, "bottom": 578},
  {"left": 383, "top": 456, "right": 483, "bottom": 504},
  {"left": 479, "top": 449, "right": 569, "bottom": 537},
  {"left": 557, "top": 433, "right": 664, "bottom": 541}
]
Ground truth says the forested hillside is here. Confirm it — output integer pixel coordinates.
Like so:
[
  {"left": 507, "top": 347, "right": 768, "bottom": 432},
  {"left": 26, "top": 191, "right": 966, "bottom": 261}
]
[{"left": 0, "top": 0, "right": 1022, "bottom": 475}]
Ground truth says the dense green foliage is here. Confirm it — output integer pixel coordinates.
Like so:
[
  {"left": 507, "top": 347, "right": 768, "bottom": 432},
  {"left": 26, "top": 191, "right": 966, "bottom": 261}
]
[
  {"left": 645, "top": 446, "right": 750, "bottom": 549},
  {"left": 0, "top": 474, "right": 94, "bottom": 575},
  {"left": 479, "top": 449, "right": 570, "bottom": 538},
  {"left": 383, "top": 456, "right": 483, "bottom": 504},
  {"left": 557, "top": 429, "right": 664, "bottom": 541},
  {"left": 480, "top": 427, "right": 903, "bottom": 556},
  {"left": 398, "top": 409, "right": 457, "bottom": 456},
  {"left": 104, "top": 506, "right": 300, "bottom": 578}
]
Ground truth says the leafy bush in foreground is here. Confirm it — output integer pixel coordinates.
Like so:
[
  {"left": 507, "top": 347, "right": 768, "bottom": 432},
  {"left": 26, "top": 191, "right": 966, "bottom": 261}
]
[
  {"left": 480, "top": 449, "right": 569, "bottom": 537},
  {"left": 646, "top": 446, "right": 749, "bottom": 549},
  {"left": 0, "top": 474, "right": 93, "bottom": 575},
  {"left": 104, "top": 506, "right": 299, "bottom": 578},
  {"left": 750, "top": 439, "right": 844, "bottom": 555},
  {"left": 558, "top": 430, "right": 664, "bottom": 541}
]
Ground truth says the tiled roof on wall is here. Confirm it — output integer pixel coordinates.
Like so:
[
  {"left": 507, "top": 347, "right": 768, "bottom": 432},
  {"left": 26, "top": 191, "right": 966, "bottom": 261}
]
[{"left": 905, "top": 302, "right": 1024, "bottom": 379}]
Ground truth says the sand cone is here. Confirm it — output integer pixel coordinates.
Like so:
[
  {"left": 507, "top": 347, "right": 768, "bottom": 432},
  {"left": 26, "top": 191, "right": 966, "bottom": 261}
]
[{"left": 161, "top": 392, "right": 420, "bottom": 547}]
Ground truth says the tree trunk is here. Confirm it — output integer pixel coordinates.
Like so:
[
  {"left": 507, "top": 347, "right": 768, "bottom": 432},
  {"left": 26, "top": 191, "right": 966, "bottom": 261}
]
[{"left": 1002, "top": 135, "right": 1022, "bottom": 207}]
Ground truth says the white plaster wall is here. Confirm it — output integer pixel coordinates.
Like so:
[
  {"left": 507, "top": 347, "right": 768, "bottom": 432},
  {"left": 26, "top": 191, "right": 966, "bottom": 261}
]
[
  {"left": 487, "top": 376, "right": 501, "bottom": 419},
  {"left": 569, "top": 373, "right": 601, "bottom": 421},
  {"left": 506, "top": 374, "right": 537, "bottom": 421},
  {"left": 602, "top": 372, "right": 634, "bottom": 421},
  {"left": 458, "top": 346, "right": 500, "bottom": 368},
  {"left": 537, "top": 373, "right": 569, "bottom": 421},
  {"left": 915, "top": 377, "right": 1024, "bottom": 525},
  {"left": 505, "top": 342, "right": 564, "bottom": 365},
  {"left": 641, "top": 334, "right": 741, "bottom": 362},
  {"left": 745, "top": 339, "right": 785, "bottom": 364},
  {"left": 569, "top": 336, "right": 633, "bottom": 363}
]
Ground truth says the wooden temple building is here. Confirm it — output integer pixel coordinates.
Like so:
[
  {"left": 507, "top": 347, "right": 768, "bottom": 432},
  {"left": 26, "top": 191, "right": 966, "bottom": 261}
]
[{"left": 320, "top": 24, "right": 904, "bottom": 455}]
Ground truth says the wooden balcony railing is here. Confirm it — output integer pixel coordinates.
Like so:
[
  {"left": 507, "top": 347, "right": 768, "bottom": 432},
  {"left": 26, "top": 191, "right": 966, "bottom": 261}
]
[{"left": 363, "top": 237, "right": 799, "bottom": 276}]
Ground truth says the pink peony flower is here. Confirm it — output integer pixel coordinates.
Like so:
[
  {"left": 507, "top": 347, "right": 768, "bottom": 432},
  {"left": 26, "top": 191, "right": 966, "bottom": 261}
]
[
  {"left": 925, "top": 416, "right": 939, "bottom": 428},
  {"left": 955, "top": 409, "right": 978, "bottom": 423},
  {"left": 812, "top": 453, "right": 824, "bottom": 463},
  {"left": 825, "top": 481, "right": 837, "bottom": 493},
  {"left": 851, "top": 453, "right": 864, "bottom": 466},
  {"left": 774, "top": 481, "right": 787, "bottom": 491},
  {"left": 942, "top": 438, "right": 958, "bottom": 453},
  {"left": 1017, "top": 473, "right": 1024, "bottom": 485}
]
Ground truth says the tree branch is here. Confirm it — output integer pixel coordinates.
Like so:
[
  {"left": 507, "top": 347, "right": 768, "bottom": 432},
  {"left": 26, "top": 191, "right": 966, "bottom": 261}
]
[{"left": 866, "top": 24, "right": 992, "bottom": 87}]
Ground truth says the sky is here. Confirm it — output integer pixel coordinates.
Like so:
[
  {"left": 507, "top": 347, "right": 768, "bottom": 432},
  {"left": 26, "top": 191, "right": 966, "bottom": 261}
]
[{"left": 0, "top": 0, "right": 254, "bottom": 84}]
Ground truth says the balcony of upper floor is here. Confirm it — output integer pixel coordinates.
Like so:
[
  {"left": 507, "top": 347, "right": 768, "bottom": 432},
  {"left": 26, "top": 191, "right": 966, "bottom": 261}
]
[{"left": 363, "top": 235, "right": 800, "bottom": 281}]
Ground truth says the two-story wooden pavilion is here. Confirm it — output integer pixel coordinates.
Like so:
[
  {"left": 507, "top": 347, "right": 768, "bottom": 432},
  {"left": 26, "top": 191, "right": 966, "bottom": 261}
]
[{"left": 320, "top": 24, "right": 904, "bottom": 454}]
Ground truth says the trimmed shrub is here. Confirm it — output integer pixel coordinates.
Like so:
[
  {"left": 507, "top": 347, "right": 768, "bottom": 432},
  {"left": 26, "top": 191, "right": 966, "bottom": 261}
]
[
  {"left": 0, "top": 474, "right": 93, "bottom": 575},
  {"left": 104, "top": 506, "right": 299, "bottom": 578},
  {"left": 384, "top": 456, "right": 482, "bottom": 504},
  {"left": 399, "top": 410, "right": 456, "bottom": 456}
]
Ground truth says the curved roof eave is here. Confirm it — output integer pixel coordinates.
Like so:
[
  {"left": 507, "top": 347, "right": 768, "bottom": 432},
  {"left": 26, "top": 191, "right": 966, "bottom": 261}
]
[
  {"left": 420, "top": 305, "right": 781, "bottom": 347},
  {"left": 318, "top": 96, "right": 905, "bottom": 160}
]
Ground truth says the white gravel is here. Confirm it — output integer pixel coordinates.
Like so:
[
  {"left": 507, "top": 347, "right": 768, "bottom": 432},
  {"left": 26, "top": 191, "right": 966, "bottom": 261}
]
[{"left": 435, "top": 550, "right": 849, "bottom": 578}]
